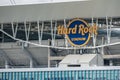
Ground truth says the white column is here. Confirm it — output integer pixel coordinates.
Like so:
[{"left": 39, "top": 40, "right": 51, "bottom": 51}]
[
  {"left": 92, "top": 17, "right": 96, "bottom": 47},
  {"left": 106, "top": 16, "right": 110, "bottom": 44},
  {"left": 101, "top": 37, "right": 104, "bottom": 55},
  {"left": 48, "top": 39, "right": 51, "bottom": 68},
  {"left": 51, "top": 20, "right": 54, "bottom": 46},
  {"left": 64, "top": 19, "right": 68, "bottom": 48},
  {"left": 37, "top": 20, "right": 41, "bottom": 44},
  {"left": 5, "top": 60, "right": 9, "bottom": 69},
  {"left": 74, "top": 47, "right": 76, "bottom": 54},
  {"left": 109, "top": 60, "right": 113, "bottom": 66},
  {"left": 30, "top": 59, "right": 33, "bottom": 68}
]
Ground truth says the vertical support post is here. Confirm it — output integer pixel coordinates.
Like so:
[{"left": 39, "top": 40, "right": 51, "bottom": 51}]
[
  {"left": 5, "top": 60, "right": 9, "bottom": 69},
  {"left": 11, "top": 22, "right": 18, "bottom": 38},
  {"left": 109, "top": 60, "right": 113, "bottom": 66},
  {"left": 53, "top": 21, "right": 57, "bottom": 46},
  {"left": 106, "top": 16, "right": 110, "bottom": 44},
  {"left": 1, "top": 23, "right": 4, "bottom": 42},
  {"left": 109, "top": 17, "right": 112, "bottom": 43},
  {"left": 94, "top": 18, "right": 98, "bottom": 53},
  {"left": 27, "top": 22, "right": 31, "bottom": 41},
  {"left": 64, "top": 19, "right": 68, "bottom": 48},
  {"left": 24, "top": 21, "right": 27, "bottom": 41},
  {"left": 48, "top": 39, "right": 51, "bottom": 68},
  {"left": 37, "top": 20, "right": 41, "bottom": 44},
  {"left": 24, "top": 21, "right": 31, "bottom": 41},
  {"left": 41, "top": 21, "right": 44, "bottom": 44},
  {"left": 30, "top": 59, "right": 33, "bottom": 68},
  {"left": 1, "top": 23, "right": 3, "bottom": 30},
  {"left": 101, "top": 37, "right": 104, "bottom": 55},
  {"left": 38, "top": 21, "right": 44, "bottom": 44},
  {"left": 74, "top": 47, "right": 76, "bottom": 54},
  {"left": 51, "top": 20, "right": 54, "bottom": 46},
  {"left": 24, "top": 21, "right": 30, "bottom": 47},
  {"left": 55, "top": 62, "right": 58, "bottom": 67},
  {"left": 80, "top": 49, "right": 82, "bottom": 55},
  {"left": 14, "top": 22, "right": 18, "bottom": 38},
  {"left": 92, "top": 17, "right": 96, "bottom": 47},
  {"left": 11, "top": 22, "right": 15, "bottom": 38}
]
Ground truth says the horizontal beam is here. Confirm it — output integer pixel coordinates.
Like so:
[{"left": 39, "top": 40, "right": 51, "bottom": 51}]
[
  {"left": 50, "top": 56, "right": 65, "bottom": 60},
  {"left": 103, "top": 54, "right": 120, "bottom": 59}
]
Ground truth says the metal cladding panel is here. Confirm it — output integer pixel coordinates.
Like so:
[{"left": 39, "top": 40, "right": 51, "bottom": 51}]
[
  {"left": 0, "top": 68, "right": 120, "bottom": 80},
  {"left": 0, "top": 0, "right": 120, "bottom": 23},
  {"left": 0, "top": 1, "right": 93, "bottom": 22}
]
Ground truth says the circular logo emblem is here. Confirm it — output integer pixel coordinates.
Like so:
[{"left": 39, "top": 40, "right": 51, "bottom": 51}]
[{"left": 66, "top": 18, "right": 90, "bottom": 47}]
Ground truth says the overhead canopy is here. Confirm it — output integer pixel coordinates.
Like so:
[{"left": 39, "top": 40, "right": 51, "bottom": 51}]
[
  {"left": 0, "top": 0, "right": 87, "bottom": 6},
  {"left": 0, "top": 0, "right": 120, "bottom": 23}
]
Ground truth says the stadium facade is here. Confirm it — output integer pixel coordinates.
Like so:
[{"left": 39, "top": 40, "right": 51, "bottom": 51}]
[{"left": 0, "top": 0, "right": 120, "bottom": 79}]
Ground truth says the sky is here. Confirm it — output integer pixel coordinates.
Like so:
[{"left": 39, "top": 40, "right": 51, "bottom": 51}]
[{"left": 0, "top": 0, "right": 87, "bottom": 6}]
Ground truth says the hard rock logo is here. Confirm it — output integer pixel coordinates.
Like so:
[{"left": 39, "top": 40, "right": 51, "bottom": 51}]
[{"left": 57, "top": 18, "right": 98, "bottom": 47}]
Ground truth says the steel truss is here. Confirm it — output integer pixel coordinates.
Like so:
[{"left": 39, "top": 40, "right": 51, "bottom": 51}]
[{"left": 0, "top": 17, "right": 120, "bottom": 50}]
